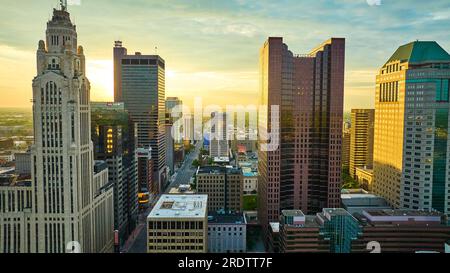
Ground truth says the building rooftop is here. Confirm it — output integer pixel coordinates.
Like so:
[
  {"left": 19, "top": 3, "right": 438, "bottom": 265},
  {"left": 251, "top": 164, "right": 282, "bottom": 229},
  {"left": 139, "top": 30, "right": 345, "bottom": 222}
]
[
  {"left": 364, "top": 209, "right": 443, "bottom": 218},
  {"left": 355, "top": 167, "right": 373, "bottom": 174},
  {"left": 169, "top": 184, "right": 195, "bottom": 194},
  {"left": 91, "top": 102, "right": 125, "bottom": 111},
  {"left": 282, "top": 210, "right": 305, "bottom": 217},
  {"left": 197, "top": 165, "right": 242, "bottom": 175},
  {"left": 208, "top": 212, "right": 246, "bottom": 225},
  {"left": 242, "top": 167, "right": 257, "bottom": 177},
  {"left": 359, "top": 209, "right": 444, "bottom": 226},
  {"left": 94, "top": 160, "right": 108, "bottom": 174},
  {"left": 213, "top": 157, "right": 230, "bottom": 163},
  {"left": 148, "top": 194, "right": 208, "bottom": 219},
  {"left": 385, "top": 41, "right": 450, "bottom": 66},
  {"left": 269, "top": 222, "right": 280, "bottom": 233},
  {"left": 323, "top": 208, "right": 353, "bottom": 216}
]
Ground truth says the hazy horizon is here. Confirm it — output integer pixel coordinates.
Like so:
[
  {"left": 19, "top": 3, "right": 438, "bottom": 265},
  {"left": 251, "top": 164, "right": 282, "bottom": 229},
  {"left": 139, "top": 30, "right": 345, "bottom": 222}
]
[{"left": 1, "top": 0, "right": 450, "bottom": 111}]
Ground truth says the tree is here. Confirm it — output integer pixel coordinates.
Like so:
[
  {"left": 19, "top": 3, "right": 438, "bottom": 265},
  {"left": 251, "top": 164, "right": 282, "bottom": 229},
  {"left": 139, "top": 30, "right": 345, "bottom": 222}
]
[
  {"left": 341, "top": 167, "right": 359, "bottom": 189},
  {"left": 192, "top": 159, "right": 200, "bottom": 168}
]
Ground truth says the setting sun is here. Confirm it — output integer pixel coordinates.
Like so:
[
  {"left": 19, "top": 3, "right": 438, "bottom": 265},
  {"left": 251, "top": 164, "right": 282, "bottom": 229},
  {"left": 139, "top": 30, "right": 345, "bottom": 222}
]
[{"left": 87, "top": 60, "right": 114, "bottom": 102}]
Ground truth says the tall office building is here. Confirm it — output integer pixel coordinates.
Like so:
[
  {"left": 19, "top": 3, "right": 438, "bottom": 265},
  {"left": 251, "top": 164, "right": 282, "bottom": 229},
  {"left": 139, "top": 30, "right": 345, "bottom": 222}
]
[
  {"left": 373, "top": 41, "right": 450, "bottom": 214},
  {"left": 183, "top": 114, "right": 195, "bottom": 144},
  {"left": 342, "top": 122, "right": 351, "bottom": 169},
  {"left": 349, "top": 109, "right": 374, "bottom": 178},
  {"left": 114, "top": 42, "right": 167, "bottom": 193},
  {"left": 165, "top": 97, "right": 183, "bottom": 117},
  {"left": 0, "top": 4, "right": 115, "bottom": 253},
  {"left": 258, "top": 37, "right": 345, "bottom": 237},
  {"left": 166, "top": 97, "right": 183, "bottom": 144},
  {"left": 91, "top": 102, "right": 139, "bottom": 246},
  {"left": 114, "top": 41, "right": 127, "bottom": 103},
  {"left": 210, "top": 112, "right": 229, "bottom": 158},
  {"left": 196, "top": 166, "right": 243, "bottom": 213}
]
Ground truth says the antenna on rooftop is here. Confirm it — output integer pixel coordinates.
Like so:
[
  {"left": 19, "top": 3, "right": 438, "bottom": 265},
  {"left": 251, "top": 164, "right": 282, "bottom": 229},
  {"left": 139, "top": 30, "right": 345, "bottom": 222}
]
[{"left": 155, "top": 46, "right": 158, "bottom": 55}]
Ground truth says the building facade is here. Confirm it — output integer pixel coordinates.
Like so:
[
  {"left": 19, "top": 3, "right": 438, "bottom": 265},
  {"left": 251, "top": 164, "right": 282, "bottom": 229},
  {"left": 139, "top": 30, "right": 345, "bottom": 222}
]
[
  {"left": 210, "top": 112, "right": 229, "bottom": 158},
  {"left": 14, "top": 151, "right": 31, "bottom": 175},
  {"left": 207, "top": 213, "right": 247, "bottom": 253},
  {"left": 147, "top": 195, "right": 208, "bottom": 253},
  {"left": 91, "top": 102, "right": 139, "bottom": 247},
  {"left": 258, "top": 37, "right": 345, "bottom": 239},
  {"left": 276, "top": 208, "right": 450, "bottom": 253},
  {"left": 349, "top": 109, "right": 374, "bottom": 178},
  {"left": 352, "top": 209, "right": 450, "bottom": 253},
  {"left": 196, "top": 166, "right": 243, "bottom": 213},
  {"left": 342, "top": 122, "right": 351, "bottom": 169},
  {"left": 373, "top": 41, "right": 450, "bottom": 213},
  {"left": 0, "top": 4, "right": 115, "bottom": 253},
  {"left": 114, "top": 41, "right": 167, "bottom": 193}
]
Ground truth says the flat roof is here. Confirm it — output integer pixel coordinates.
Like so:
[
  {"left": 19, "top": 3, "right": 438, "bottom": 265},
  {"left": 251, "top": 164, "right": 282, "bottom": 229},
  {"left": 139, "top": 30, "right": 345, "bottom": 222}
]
[
  {"left": 269, "top": 222, "right": 280, "bottom": 233},
  {"left": 282, "top": 210, "right": 305, "bottom": 217},
  {"left": 208, "top": 212, "right": 246, "bottom": 225},
  {"left": 148, "top": 194, "right": 207, "bottom": 219},
  {"left": 364, "top": 209, "right": 442, "bottom": 217},
  {"left": 341, "top": 194, "right": 383, "bottom": 199},
  {"left": 197, "top": 165, "right": 242, "bottom": 175}
]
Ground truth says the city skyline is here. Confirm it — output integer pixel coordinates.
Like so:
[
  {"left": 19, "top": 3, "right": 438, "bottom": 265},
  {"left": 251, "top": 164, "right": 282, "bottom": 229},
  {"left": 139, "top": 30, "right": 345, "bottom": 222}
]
[
  {"left": 2, "top": 0, "right": 450, "bottom": 110},
  {"left": 1, "top": 0, "right": 450, "bottom": 256}
]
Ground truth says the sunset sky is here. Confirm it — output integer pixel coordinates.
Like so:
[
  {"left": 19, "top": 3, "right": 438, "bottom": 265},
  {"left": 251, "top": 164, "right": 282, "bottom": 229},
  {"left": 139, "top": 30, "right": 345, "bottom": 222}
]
[{"left": 1, "top": 0, "right": 450, "bottom": 111}]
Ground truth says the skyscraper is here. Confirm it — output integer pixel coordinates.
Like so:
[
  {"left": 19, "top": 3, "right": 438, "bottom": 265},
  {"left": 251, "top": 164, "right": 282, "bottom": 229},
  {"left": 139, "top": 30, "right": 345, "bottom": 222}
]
[
  {"left": 342, "top": 122, "right": 351, "bottom": 169},
  {"left": 373, "top": 41, "right": 450, "bottom": 214},
  {"left": 114, "top": 42, "right": 167, "bottom": 193},
  {"left": 258, "top": 37, "right": 345, "bottom": 238},
  {"left": 210, "top": 112, "right": 229, "bottom": 158},
  {"left": 165, "top": 97, "right": 182, "bottom": 174},
  {"left": 114, "top": 41, "right": 127, "bottom": 103},
  {"left": 349, "top": 109, "right": 374, "bottom": 178},
  {"left": 0, "top": 4, "right": 115, "bottom": 253},
  {"left": 91, "top": 102, "right": 139, "bottom": 247}
]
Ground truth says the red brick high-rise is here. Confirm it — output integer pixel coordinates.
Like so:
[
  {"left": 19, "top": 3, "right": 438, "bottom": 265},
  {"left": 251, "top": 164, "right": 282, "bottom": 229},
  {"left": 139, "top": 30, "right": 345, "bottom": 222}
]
[{"left": 258, "top": 37, "right": 345, "bottom": 239}]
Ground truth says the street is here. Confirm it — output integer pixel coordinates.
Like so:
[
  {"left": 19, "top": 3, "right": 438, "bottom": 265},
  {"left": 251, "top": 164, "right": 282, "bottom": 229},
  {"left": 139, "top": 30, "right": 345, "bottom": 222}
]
[
  {"left": 165, "top": 140, "right": 202, "bottom": 193},
  {"left": 123, "top": 140, "right": 202, "bottom": 253}
]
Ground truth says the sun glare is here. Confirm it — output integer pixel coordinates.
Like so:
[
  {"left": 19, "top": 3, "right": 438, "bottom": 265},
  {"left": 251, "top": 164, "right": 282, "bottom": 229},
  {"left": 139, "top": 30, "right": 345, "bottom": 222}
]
[{"left": 86, "top": 60, "right": 114, "bottom": 102}]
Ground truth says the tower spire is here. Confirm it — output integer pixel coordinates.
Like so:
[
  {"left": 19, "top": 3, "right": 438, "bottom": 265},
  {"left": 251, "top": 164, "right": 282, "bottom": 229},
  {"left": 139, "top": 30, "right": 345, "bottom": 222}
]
[{"left": 60, "top": 0, "right": 67, "bottom": 11}]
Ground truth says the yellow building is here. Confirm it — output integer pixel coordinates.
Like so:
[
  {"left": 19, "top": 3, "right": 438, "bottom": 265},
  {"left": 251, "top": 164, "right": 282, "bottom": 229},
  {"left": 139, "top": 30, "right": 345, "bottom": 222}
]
[
  {"left": 349, "top": 109, "right": 374, "bottom": 178},
  {"left": 355, "top": 167, "right": 374, "bottom": 191},
  {"left": 373, "top": 41, "right": 450, "bottom": 213}
]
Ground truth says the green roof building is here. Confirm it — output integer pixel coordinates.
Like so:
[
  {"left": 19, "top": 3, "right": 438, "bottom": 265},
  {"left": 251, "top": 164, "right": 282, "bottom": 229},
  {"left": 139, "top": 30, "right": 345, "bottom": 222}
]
[{"left": 373, "top": 41, "right": 450, "bottom": 214}]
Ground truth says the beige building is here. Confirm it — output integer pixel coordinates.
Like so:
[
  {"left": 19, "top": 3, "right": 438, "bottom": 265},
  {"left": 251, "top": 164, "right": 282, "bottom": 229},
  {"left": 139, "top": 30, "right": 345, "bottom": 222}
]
[
  {"left": 196, "top": 166, "right": 243, "bottom": 213},
  {"left": 0, "top": 4, "right": 115, "bottom": 253},
  {"left": 349, "top": 109, "right": 375, "bottom": 178},
  {"left": 342, "top": 122, "right": 351, "bottom": 169},
  {"left": 147, "top": 194, "right": 208, "bottom": 253},
  {"left": 373, "top": 41, "right": 450, "bottom": 213}
]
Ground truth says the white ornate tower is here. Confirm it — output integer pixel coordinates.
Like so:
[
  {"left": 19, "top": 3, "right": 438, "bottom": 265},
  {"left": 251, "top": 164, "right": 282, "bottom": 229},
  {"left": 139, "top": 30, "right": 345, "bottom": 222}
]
[{"left": 30, "top": 2, "right": 114, "bottom": 253}]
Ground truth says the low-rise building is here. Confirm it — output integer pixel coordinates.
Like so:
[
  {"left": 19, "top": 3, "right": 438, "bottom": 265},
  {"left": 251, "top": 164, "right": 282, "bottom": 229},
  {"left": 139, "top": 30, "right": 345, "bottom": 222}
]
[
  {"left": 207, "top": 212, "right": 246, "bottom": 253},
  {"left": 352, "top": 209, "right": 450, "bottom": 253},
  {"left": 275, "top": 208, "right": 450, "bottom": 253},
  {"left": 147, "top": 194, "right": 208, "bottom": 253},
  {"left": 242, "top": 168, "right": 257, "bottom": 195},
  {"left": 341, "top": 192, "right": 391, "bottom": 214},
  {"left": 169, "top": 184, "right": 195, "bottom": 194}
]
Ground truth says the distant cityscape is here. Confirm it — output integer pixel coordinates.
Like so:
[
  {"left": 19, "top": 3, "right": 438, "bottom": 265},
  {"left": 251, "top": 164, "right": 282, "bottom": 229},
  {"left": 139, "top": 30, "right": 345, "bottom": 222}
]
[{"left": 1, "top": 1, "right": 450, "bottom": 254}]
